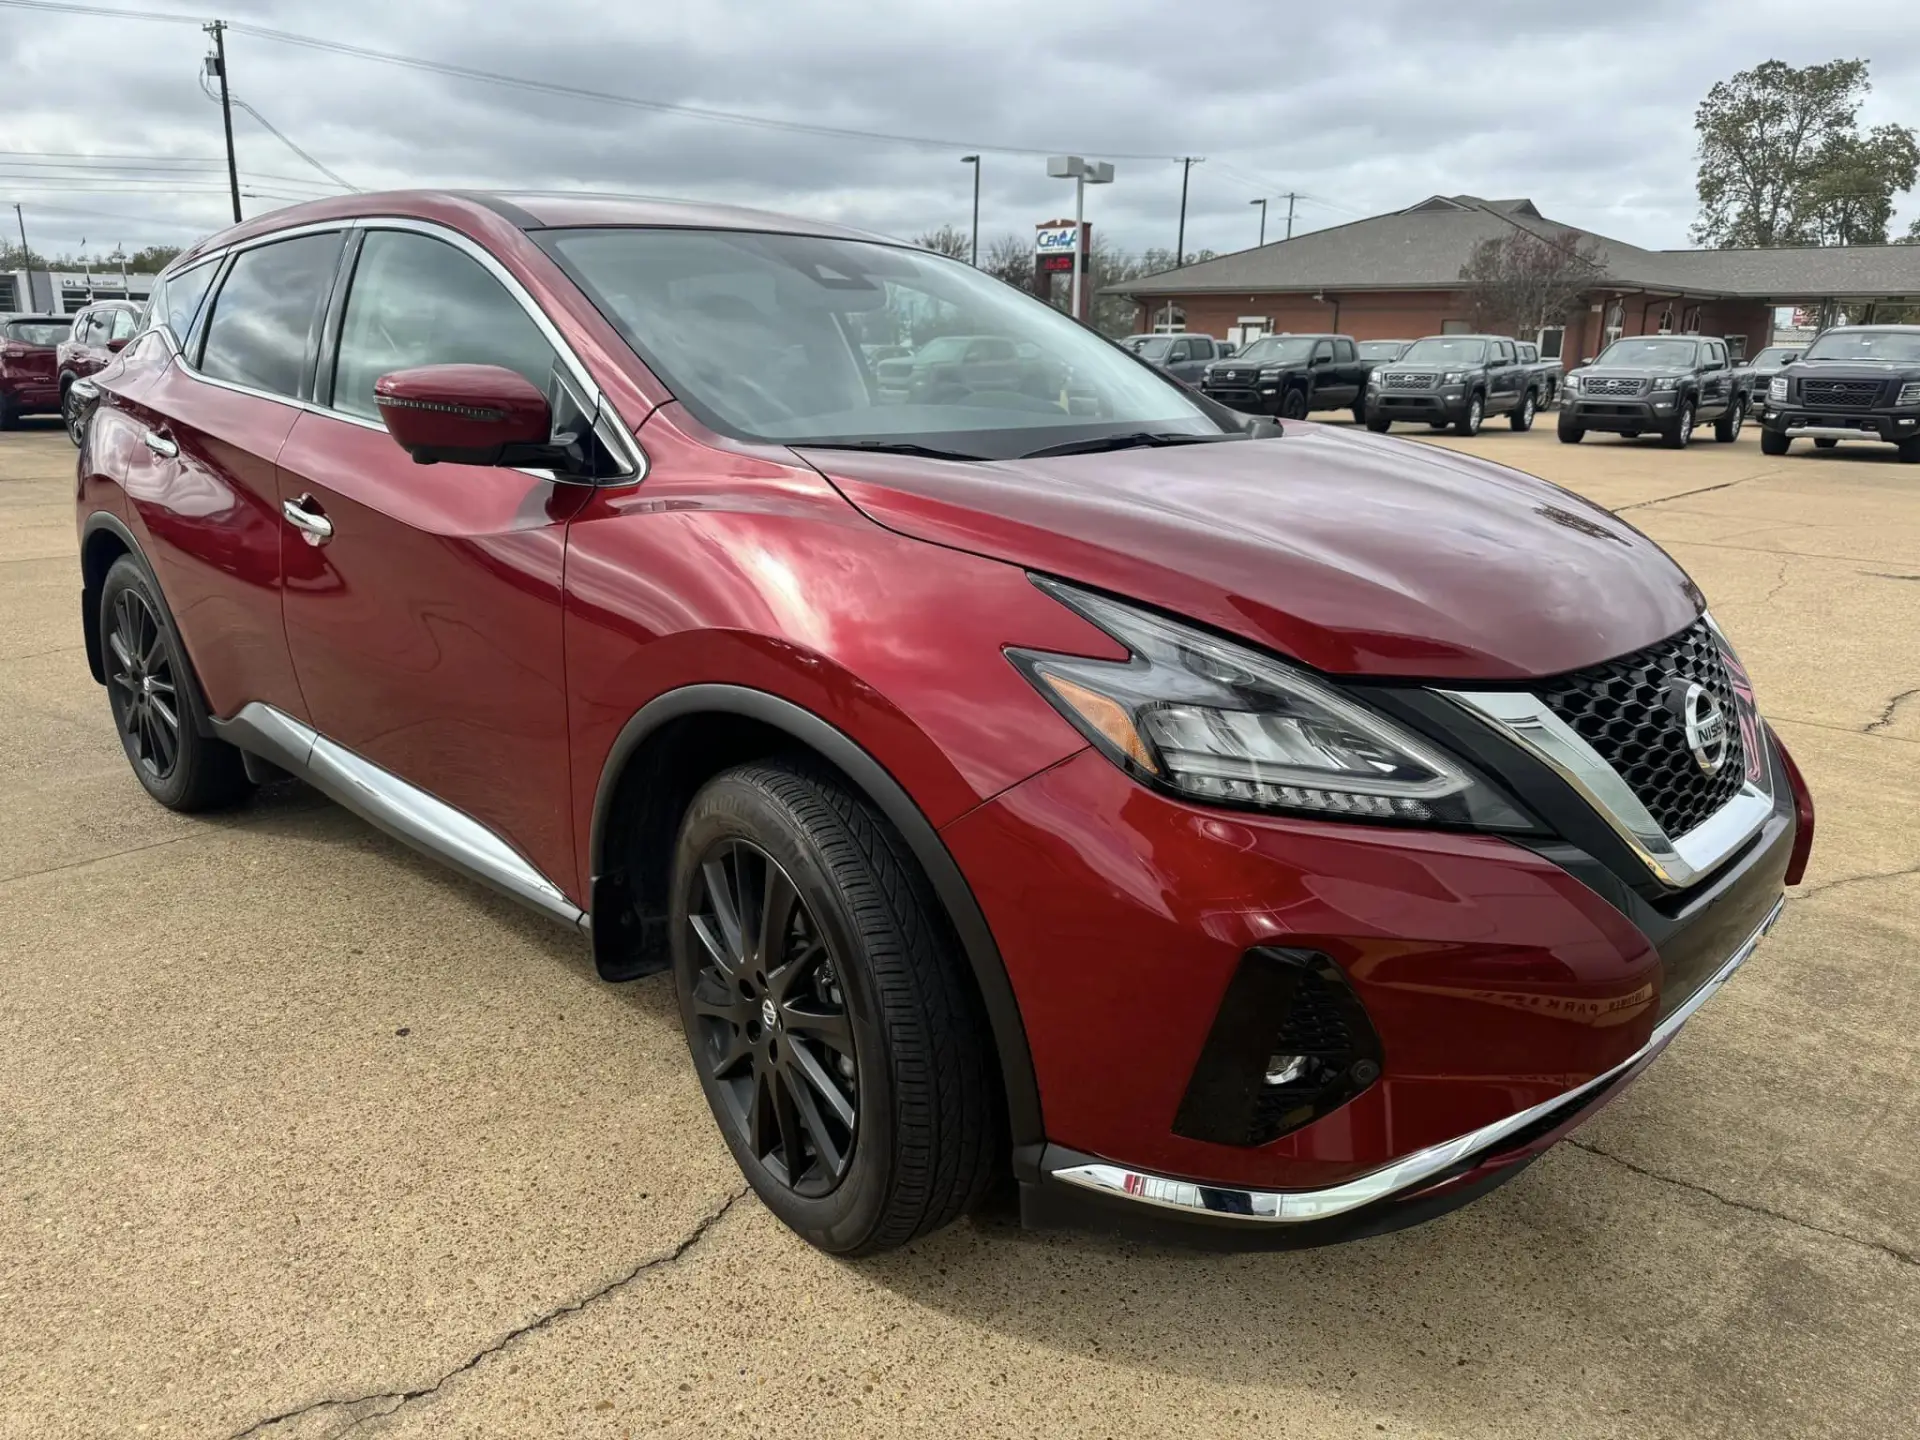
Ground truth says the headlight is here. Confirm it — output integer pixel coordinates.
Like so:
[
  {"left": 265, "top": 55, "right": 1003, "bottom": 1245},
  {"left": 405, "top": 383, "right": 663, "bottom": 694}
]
[
  {"left": 1562, "top": 375, "right": 1580, "bottom": 394},
  {"left": 1897, "top": 381, "right": 1920, "bottom": 406},
  {"left": 1009, "top": 578, "right": 1533, "bottom": 829},
  {"left": 1441, "top": 371, "right": 1464, "bottom": 385},
  {"left": 1769, "top": 375, "right": 1789, "bottom": 401},
  {"left": 1650, "top": 378, "right": 1679, "bottom": 393},
  {"left": 1367, "top": 371, "right": 1384, "bottom": 388},
  {"left": 1257, "top": 366, "right": 1284, "bottom": 380}
]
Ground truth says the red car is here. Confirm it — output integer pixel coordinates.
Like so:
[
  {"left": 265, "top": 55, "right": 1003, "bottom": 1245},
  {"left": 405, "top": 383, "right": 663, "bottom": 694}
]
[
  {"left": 0, "top": 314, "right": 73, "bottom": 428},
  {"left": 73, "top": 193, "right": 1813, "bottom": 1255},
  {"left": 57, "top": 299, "right": 143, "bottom": 445}
]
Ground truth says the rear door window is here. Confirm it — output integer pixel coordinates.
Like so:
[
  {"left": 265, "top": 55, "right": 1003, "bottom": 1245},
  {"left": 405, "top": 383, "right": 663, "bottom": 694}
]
[{"left": 198, "top": 231, "right": 345, "bottom": 399}]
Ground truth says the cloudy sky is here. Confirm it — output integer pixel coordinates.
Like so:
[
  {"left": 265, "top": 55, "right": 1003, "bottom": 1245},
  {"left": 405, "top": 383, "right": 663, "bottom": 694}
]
[{"left": 6, "top": 0, "right": 1920, "bottom": 266}]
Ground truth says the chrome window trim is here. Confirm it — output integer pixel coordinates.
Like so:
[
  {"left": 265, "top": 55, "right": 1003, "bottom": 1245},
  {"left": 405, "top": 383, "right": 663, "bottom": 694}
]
[
  {"left": 1049, "top": 894, "right": 1783, "bottom": 1225},
  {"left": 171, "top": 214, "right": 645, "bottom": 483}
]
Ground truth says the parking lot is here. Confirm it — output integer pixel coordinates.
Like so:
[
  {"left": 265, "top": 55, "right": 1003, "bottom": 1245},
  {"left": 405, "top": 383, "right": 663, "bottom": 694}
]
[{"left": 3, "top": 414, "right": 1917, "bottom": 1439}]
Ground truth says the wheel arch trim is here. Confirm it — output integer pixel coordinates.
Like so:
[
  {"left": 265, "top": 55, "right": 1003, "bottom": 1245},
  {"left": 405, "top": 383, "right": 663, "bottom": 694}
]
[
  {"left": 589, "top": 682, "right": 1045, "bottom": 1161},
  {"left": 78, "top": 511, "right": 213, "bottom": 733}
]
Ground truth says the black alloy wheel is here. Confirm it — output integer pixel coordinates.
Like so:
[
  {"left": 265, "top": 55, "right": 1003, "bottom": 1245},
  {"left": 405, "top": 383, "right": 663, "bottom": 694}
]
[
  {"left": 105, "top": 586, "right": 182, "bottom": 783},
  {"left": 685, "top": 837, "right": 859, "bottom": 1198}
]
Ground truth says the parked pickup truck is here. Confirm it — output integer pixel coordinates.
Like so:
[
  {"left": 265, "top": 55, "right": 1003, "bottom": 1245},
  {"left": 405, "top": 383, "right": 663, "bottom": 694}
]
[
  {"left": 1122, "top": 332, "right": 1230, "bottom": 384},
  {"left": 1760, "top": 324, "right": 1920, "bottom": 463},
  {"left": 1198, "top": 332, "right": 1373, "bottom": 420},
  {"left": 1516, "top": 340, "right": 1563, "bottom": 406},
  {"left": 1558, "top": 334, "right": 1750, "bottom": 447},
  {"left": 1364, "top": 333, "right": 1540, "bottom": 435}
]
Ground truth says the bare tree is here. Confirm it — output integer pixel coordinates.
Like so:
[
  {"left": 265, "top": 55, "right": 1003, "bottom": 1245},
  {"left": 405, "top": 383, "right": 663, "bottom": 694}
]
[
  {"left": 982, "top": 233, "right": 1032, "bottom": 289},
  {"left": 913, "top": 225, "right": 971, "bottom": 261},
  {"left": 1458, "top": 230, "right": 1603, "bottom": 339}
]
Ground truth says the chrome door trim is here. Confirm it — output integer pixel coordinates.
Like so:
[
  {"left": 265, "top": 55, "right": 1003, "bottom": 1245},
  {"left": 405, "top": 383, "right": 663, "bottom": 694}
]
[
  {"left": 1048, "top": 895, "right": 1784, "bottom": 1225},
  {"left": 213, "top": 702, "right": 586, "bottom": 930}
]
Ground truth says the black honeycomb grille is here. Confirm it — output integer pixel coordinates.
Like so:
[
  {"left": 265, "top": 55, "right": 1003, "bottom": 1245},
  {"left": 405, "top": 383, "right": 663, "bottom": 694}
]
[
  {"left": 1799, "top": 378, "right": 1882, "bottom": 409},
  {"left": 1537, "top": 620, "right": 1745, "bottom": 838}
]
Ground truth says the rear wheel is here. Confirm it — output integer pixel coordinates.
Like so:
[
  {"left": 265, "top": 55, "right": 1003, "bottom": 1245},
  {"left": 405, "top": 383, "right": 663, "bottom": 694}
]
[
  {"left": 1350, "top": 401, "right": 1367, "bottom": 425},
  {"left": 1760, "top": 428, "right": 1790, "bottom": 456},
  {"left": 1510, "top": 389, "right": 1536, "bottom": 432},
  {"left": 1714, "top": 397, "right": 1745, "bottom": 442},
  {"left": 99, "top": 557, "right": 252, "bottom": 812},
  {"left": 1899, "top": 437, "right": 1920, "bottom": 465},
  {"left": 62, "top": 381, "right": 85, "bottom": 447},
  {"left": 670, "top": 761, "right": 999, "bottom": 1255},
  {"left": 1814, "top": 437, "right": 1839, "bottom": 450},
  {"left": 1453, "top": 392, "right": 1484, "bottom": 437}
]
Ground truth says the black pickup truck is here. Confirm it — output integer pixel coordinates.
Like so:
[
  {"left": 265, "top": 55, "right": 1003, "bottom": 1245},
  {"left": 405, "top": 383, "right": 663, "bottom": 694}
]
[
  {"left": 1199, "top": 333, "right": 1373, "bottom": 420},
  {"left": 1760, "top": 324, "right": 1920, "bottom": 463},
  {"left": 1558, "top": 334, "right": 1749, "bottom": 447},
  {"left": 1363, "top": 333, "right": 1540, "bottom": 435}
]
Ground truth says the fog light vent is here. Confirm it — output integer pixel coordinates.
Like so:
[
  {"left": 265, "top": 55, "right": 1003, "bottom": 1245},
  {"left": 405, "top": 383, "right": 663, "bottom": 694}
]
[{"left": 1173, "top": 947, "right": 1385, "bottom": 1147}]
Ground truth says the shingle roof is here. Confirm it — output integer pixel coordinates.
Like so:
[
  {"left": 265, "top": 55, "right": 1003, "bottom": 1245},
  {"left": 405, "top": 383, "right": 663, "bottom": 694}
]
[{"left": 1109, "top": 195, "right": 1920, "bottom": 301}]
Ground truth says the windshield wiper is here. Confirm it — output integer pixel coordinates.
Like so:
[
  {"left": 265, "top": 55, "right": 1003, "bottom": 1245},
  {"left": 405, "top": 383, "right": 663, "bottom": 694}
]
[
  {"left": 1017, "top": 431, "right": 1242, "bottom": 459},
  {"left": 794, "top": 440, "right": 988, "bottom": 461}
]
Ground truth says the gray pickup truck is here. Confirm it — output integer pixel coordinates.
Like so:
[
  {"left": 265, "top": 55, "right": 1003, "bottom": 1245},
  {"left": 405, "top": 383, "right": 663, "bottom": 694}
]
[
  {"left": 1122, "top": 332, "right": 1230, "bottom": 384},
  {"left": 1516, "top": 341, "right": 1563, "bottom": 407},
  {"left": 1363, "top": 333, "right": 1542, "bottom": 436},
  {"left": 1558, "top": 335, "right": 1750, "bottom": 447}
]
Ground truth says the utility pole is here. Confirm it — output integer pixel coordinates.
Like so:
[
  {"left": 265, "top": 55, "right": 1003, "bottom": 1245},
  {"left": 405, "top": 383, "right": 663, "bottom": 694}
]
[
  {"left": 1284, "top": 191, "right": 1296, "bottom": 241},
  {"left": 1175, "top": 156, "right": 1199, "bottom": 264},
  {"left": 205, "top": 21, "right": 242, "bottom": 223},
  {"left": 1250, "top": 197, "right": 1267, "bottom": 247},
  {"left": 13, "top": 204, "right": 36, "bottom": 311},
  {"left": 960, "top": 155, "right": 980, "bottom": 266}
]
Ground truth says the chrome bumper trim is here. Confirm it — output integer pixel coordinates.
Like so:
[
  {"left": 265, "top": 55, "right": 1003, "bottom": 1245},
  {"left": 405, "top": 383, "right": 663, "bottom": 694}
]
[
  {"left": 1784, "top": 424, "right": 1886, "bottom": 440},
  {"left": 1049, "top": 895, "right": 1784, "bottom": 1225},
  {"left": 214, "top": 701, "right": 586, "bottom": 930}
]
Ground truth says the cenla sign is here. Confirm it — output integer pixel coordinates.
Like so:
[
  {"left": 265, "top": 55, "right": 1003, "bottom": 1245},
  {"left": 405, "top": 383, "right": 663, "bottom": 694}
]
[{"left": 1034, "top": 225, "right": 1080, "bottom": 256}]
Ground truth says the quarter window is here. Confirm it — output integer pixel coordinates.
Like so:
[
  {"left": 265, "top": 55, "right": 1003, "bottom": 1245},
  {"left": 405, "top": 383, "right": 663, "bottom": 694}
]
[
  {"left": 198, "top": 232, "right": 345, "bottom": 399},
  {"left": 330, "top": 230, "right": 559, "bottom": 421},
  {"left": 109, "top": 308, "right": 138, "bottom": 342},
  {"left": 149, "top": 260, "right": 219, "bottom": 344}
]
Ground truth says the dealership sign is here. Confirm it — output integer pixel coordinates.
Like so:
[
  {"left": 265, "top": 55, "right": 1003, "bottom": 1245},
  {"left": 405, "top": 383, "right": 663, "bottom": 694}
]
[{"left": 1034, "top": 221, "right": 1089, "bottom": 273}]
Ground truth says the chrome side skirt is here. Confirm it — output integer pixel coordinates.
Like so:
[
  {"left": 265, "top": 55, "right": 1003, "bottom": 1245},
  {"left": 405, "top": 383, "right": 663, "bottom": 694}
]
[
  {"left": 1048, "top": 895, "right": 1784, "bottom": 1225},
  {"left": 215, "top": 702, "right": 587, "bottom": 930}
]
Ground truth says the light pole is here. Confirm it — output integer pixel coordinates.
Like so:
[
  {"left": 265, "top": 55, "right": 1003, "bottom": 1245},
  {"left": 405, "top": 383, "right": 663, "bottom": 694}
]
[
  {"left": 1047, "top": 155, "right": 1114, "bottom": 323},
  {"left": 1250, "top": 197, "right": 1268, "bottom": 247},
  {"left": 960, "top": 154, "right": 980, "bottom": 266}
]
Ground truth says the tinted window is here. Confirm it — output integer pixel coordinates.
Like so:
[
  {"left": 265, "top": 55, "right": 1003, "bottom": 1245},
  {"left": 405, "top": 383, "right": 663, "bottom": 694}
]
[
  {"left": 331, "top": 230, "right": 557, "bottom": 421},
  {"left": 1333, "top": 339, "right": 1355, "bottom": 362},
  {"left": 109, "top": 308, "right": 138, "bottom": 341},
  {"left": 1192, "top": 339, "right": 1214, "bottom": 359},
  {"left": 1234, "top": 336, "right": 1315, "bottom": 365},
  {"left": 3, "top": 319, "right": 69, "bottom": 346},
  {"left": 1594, "top": 337, "right": 1700, "bottom": 367},
  {"left": 1356, "top": 341, "right": 1405, "bottom": 361},
  {"left": 151, "top": 260, "right": 219, "bottom": 343},
  {"left": 199, "top": 232, "right": 344, "bottom": 398}
]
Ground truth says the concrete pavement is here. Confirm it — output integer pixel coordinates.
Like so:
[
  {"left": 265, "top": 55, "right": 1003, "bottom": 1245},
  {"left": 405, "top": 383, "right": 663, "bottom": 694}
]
[{"left": 2, "top": 416, "right": 1916, "bottom": 1439}]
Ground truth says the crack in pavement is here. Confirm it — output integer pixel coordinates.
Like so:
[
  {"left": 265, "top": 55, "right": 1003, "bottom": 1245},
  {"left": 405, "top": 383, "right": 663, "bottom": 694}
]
[
  {"left": 1614, "top": 472, "right": 1774, "bottom": 513},
  {"left": 1566, "top": 1139, "right": 1918, "bottom": 1269},
  {"left": 1864, "top": 686, "right": 1920, "bottom": 735},
  {"left": 1865, "top": 571, "right": 1920, "bottom": 582},
  {"left": 224, "top": 1188, "right": 750, "bottom": 1440},
  {"left": 1760, "top": 554, "right": 1791, "bottom": 607},
  {"left": 1792, "top": 862, "right": 1920, "bottom": 900}
]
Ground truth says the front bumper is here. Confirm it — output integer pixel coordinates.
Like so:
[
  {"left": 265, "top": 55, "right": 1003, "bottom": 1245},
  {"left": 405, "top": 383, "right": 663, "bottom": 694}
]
[
  {"left": 1563, "top": 395, "right": 1682, "bottom": 431},
  {"left": 1764, "top": 407, "right": 1920, "bottom": 444},
  {"left": 946, "top": 719, "right": 1801, "bottom": 1240},
  {"left": 1200, "top": 383, "right": 1280, "bottom": 415},
  {"left": 1368, "top": 390, "right": 1466, "bottom": 422}
]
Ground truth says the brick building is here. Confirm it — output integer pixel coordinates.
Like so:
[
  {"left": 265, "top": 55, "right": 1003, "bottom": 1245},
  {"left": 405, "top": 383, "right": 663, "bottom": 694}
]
[{"left": 1111, "top": 194, "right": 1920, "bottom": 361}]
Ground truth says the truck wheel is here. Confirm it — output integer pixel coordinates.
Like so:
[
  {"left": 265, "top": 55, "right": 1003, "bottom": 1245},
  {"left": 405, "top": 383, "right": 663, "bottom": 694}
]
[
  {"left": 0, "top": 398, "right": 16, "bottom": 431},
  {"left": 1510, "top": 389, "right": 1536, "bottom": 432},
  {"left": 1557, "top": 415, "right": 1585, "bottom": 444},
  {"left": 1814, "top": 437, "right": 1838, "bottom": 450},
  {"left": 1714, "top": 398, "right": 1745, "bottom": 442},
  {"left": 1365, "top": 415, "right": 1391, "bottom": 434},
  {"left": 1899, "top": 437, "right": 1920, "bottom": 464},
  {"left": 1760, "top": 428, "right": 1790, "bottom": 456},
  {"left": 1662, "top": 399, "right": 1695, "bottom": 448},
  {"left": 1280, "top": 388, "right": 1308, "bottom": 420},
  {"left": 1453, "top": 392, "right": 1484, "bottom": 437},
  {"left": 1350, "top": 402, "right": 1367, "bottom": 425}
]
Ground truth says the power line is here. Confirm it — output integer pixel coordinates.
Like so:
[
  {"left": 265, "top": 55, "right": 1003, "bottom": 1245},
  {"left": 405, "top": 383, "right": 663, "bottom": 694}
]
[{"left": 228, "top": 97, "right": 359, "bottom": 191}]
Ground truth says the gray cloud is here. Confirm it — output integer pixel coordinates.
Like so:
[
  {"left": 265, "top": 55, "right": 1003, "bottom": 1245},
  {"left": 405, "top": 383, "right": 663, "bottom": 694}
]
[{"left": 5, "top": 0, "right": 1919, "bottom": 261}]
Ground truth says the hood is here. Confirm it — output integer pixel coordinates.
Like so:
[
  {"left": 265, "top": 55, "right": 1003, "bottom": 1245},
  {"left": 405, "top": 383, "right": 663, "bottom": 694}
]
[
  {"left": 800, "top": 422, "right": 1701, "bottom": 681},
  {"left": 1571, "top": 364, "right": 1690, "bottom": 381}
]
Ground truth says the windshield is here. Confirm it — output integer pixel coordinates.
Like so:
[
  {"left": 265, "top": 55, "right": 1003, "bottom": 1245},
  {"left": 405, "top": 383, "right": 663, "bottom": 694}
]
[
  {"left": 1595, "top": 338, "right": 1699, "bottom": 367},
  {"left": 1231, "top": 336, "right": 1315, "bottom": 365},
  {"left": 1357, "top": 341, "right": 1406, "bottom": 361},
  {"left": 1752, "top": 347, "right": 1801, "bottom": 367},
  {"left": 3, "top": 319, "right": 70, "bottom": 346},
  {"left": 1398, "top": 338, "right": 1487, "bottom": 365},
  {"left": 1804, "top": 329, "right": 1920, "bottom": 363},
  {"left": 536, "top": 227, "right": 1224, "bottom": 458},
  {"left": 1126, "top": 336, "right": 1174, "bottom": 361}
]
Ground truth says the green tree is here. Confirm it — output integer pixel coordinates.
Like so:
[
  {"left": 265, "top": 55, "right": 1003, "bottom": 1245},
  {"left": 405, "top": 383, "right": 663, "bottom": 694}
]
[{"left": 1693, "top": 58, "right": 1918, "bottom": 247}]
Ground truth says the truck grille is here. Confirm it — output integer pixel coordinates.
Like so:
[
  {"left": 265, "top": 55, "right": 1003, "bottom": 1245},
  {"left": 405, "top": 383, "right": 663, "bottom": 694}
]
[
  {"left": 1213, "top": 369, "right": 1255, "bottom": 383},
  {"left": 1536, "top": 620, "right": 1746, "bottom": 840},
  {"left": 1583, "top": 376, "right": 1644, "bottom": 397},
  {"left": 1383, "top": 372, "right": 1433, "bottom": 389},
  {"left": 1798, "top": 378, "right": 1881, "bottom": 409}
]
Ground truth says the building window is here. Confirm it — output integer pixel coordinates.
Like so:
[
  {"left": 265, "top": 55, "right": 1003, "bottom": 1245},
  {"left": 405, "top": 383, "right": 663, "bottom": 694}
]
[
  {"left": 1726, "top": 333, "right": 1748, "bottom": 360},
  {"left": 1441, "top": 319, "right": 1472, "bottom": 334},
  {"left": 1537, "top": 326, "right": 1565, "bottom": 360},
  {"left": 1602, "top": 298, "right": 1624, "bottom": 348}
]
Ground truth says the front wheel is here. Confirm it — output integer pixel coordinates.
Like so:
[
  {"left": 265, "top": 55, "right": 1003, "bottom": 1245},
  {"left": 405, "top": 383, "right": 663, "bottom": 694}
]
[
  {"left": 1663, "top": 399, "right": 1695, "bottom": 448},
  {"left": 1714, "top": 398, "right": 1745, "bottom": 442},
  {"left": 1350, "top": 402, "right": 1367, "bottom": 426},
  {"left": 1280, "top": 388, "right": 1309, "bottom": 420},
  {"left": 1453, "top": 392, "right": 1484, "bottom": 437},
  {"left": 1814, "top": 437, "right": 1839, "bottom": 450},
  {"left": 1510, "top": 389, "right": 1536, "bottom": 432},
  {"left": 1366, "top": 415, "right": 1391, "bottom": 433},
  {"left": 1760, "top": 428, "right": 1790, "bottom": 456},
  {"left": 670, "top": 761, "right": 999, "bottom": 1255},
  {"left": 1557, "top": 416, "right": 1585, "bottom": 444},
  {"left": 1899, "top": 437, "right": 1920, "bottom": 464}
]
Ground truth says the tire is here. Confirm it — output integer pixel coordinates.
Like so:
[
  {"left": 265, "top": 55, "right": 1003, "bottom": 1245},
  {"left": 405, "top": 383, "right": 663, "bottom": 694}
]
[
  {"left": 1814, "top": 437, "right": 1838, "bottom": 450},
  {"left": 1366, "top": 415, "right": 1391, "bottom": 433},
  {"left": 1280, "top": 387, "right": 1309, "bottom": 420},
  {"left": 1428, "top": 421, "right": 1449, "bottom": 431},
  {"left": 0, "top": 398, "right": 16, "bottom": 431},
  {"left": 669, "top": 760, "right": 999, "bottom": 1255},
  {"left": 1760, "top": 428, "right": 1790, "bottom": 456},
  {"left": 1900, "top": 438, "right": 1920, "bottom": 464},
  {"left": 1453, "top": 392, "right": 1484, "bottom": 437},
  {"left": 1557, "top": 416, "right": 1585, "bottom": 444},
  {"left": 1662, "top": 399, "right": 1695, "bottom": 448},
  {"left": 1714, "top": 397, "right": 1745, "bottom": 442},
  {"left": 1350, "top": 402, "right": 1367, "bottom": 426},
  {"left": 99, "top": 556, "right": 253, "bottom": 812},
  {"left": 62, "top": 380, "right": 85, "bottom": 447},
  {"left": 1510, "top": 388, "right": 1536, "bottom": 432}
]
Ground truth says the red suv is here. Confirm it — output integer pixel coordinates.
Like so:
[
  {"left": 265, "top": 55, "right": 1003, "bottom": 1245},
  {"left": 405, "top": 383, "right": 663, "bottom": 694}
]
[
  {"left": 0, "top": 314, "right": 73, "bottom": 427},
  {"left": 73, "top": 193, "right": 1814, "bottom": 1255},
  {"left": 57, "top": 298, "right": 143, "bottom": 444}
]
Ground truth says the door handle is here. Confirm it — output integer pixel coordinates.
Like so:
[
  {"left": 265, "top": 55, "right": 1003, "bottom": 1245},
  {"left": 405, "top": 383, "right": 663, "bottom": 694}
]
[
  {"left": 141, "top": 430, "right": 178, "bottom": 459},
  {"left": 282, "top": 494, "right": 334, "bottom": 546}
]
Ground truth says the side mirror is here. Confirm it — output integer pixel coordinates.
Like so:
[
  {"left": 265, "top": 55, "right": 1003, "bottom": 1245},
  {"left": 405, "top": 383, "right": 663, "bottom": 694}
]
[
  {"left": 106, "top": 337, "right": 129, "bottom": 353},
  {"left": 374, "top": 364, "right": 553, "bottom": 466}
]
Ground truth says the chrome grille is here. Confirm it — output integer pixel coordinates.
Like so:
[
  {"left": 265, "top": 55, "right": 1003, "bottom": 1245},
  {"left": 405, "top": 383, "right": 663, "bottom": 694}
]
[
  {"left": 1536, "top": 621, "right": 1746, "bottom": 839},
  {"left": 1383, "top": 372, "right": 1434, "bottom": 390},
  {"left": 1583, "top": 376, "right": 1644, "bottom": 397},
  {"left": 1799, "top": 378, "right": 1881, "bottom": 409}
]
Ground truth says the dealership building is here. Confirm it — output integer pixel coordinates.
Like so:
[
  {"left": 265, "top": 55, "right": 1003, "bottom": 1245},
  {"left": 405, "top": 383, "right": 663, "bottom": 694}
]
[{"left": 1109, "top": 194, "right": 1920, "bottom": 360}]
